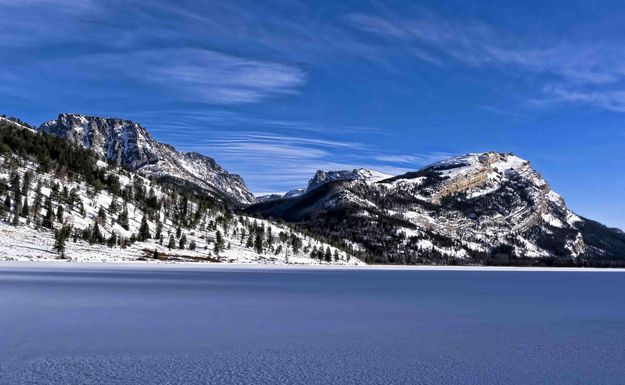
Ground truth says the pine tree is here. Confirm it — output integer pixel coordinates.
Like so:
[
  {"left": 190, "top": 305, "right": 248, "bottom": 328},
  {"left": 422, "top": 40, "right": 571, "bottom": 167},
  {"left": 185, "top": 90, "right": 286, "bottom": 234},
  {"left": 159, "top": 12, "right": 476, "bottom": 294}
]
[
  {"left": 324, "top": 247, "right": 332, "bottom": 262},
  {"left": 189, "top": 240, "right": 196, "bottom": 251},
  {"left": 138, "top": 215, "right": 151, "bottom": 241},
  {"left": 168, "top": 235, "right": 176, "bottom": 250},
  {"left": 266, "top": 227, "right": 273, "bottom": 245},
  {"left": 155, "top": 221, "right": 163, "bottom": 239},
  {"left": 179, "top": 234, "right": 187, "bottom": 249},
  {"left": 32, "top": 184, "right": 42, "bottom": 219},
  {"left": 56, "top": 205, "right": 64, "bottom": 222},
  {"left": 3, "top": 195, "right": 11, "bottom": 213},
  {"left": 41, "top": 197, "right": 54, "bottom": 228},
  {"left": 215, "top": 230, "right": 224, "bottom": 254},
  {"left": 10, "top": 172, "right": 21, "bottom": 203},
  {"left": 254, "top": 231, "right": 264, "bottom": 254},
  {"left": 21, "top": 172, "right": 31, "bottom": 196},
  {"left": 108, "top": 199, "right": 118, "bottom": 215},
  {"left": 107, "top": 232, "right": 118, "bottom": 247},
  {"left": 90, "top": 222, "right": 103, "bottom": 244},
  {"left": 20, "top": 197, "right": 29, "bottom": 218},
  {"left": 54, "top": 226, "right": 71, "bottom": 259},
  {"left": 117, "top": 207, "right": 129, "bottom": 230},
  {"left": 97, "top": 206, "right": 106, "bottom": 223}
]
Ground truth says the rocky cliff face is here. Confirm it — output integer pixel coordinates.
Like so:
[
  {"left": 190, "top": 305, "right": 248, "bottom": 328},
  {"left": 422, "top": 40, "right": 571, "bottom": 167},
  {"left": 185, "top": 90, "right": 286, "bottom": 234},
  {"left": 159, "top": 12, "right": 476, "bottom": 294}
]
[
  {"left": 39, "top": 114, "right": 255, "bottom": 205},
  {"left": 307, "top": 168, "right": 391, "bottom": 191},
  {"left": 247, "top": 152, "right": 625, "bottom": 262}
]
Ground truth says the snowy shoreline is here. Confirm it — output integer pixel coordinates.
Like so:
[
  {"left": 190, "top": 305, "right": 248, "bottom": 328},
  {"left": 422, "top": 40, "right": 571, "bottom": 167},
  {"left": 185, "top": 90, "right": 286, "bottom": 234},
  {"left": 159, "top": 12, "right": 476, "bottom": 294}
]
[{"left": 1, "top": 260, "right": 624, "bottom": 272}]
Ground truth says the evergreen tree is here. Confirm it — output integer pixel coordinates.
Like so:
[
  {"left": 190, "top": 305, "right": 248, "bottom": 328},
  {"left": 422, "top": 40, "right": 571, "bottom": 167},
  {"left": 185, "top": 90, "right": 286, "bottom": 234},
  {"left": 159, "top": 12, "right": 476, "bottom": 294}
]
[
  {"left": 168, "top": 235, "right": 176, "bottom": 250},
  {"left": 215, "top": 230, "right": 224, "bottom": 254},
  {"left": 56, "top": 205, "right": 64, "bottom": 222},
  {"left": 3, "top": 195, "right": 11, "bottom": 213},
  {"left": 108, "top": 199, "right": 118, "bottom": 215},
  {"left": 189, "top": 240, "right": 196, "bottom": 251},
  {"left": 41, "top": 197, "right": 53, "bottom": 228},
  {"left": 21, "top": 171, "right": 31, "bottom": 195},
  {"left": 20, "top": 197, "right": 29, "bottom": 218},
  {"left": 155, "top": 221, "right": 163, "bottom": 239},
  {"left": 10, "top": 172, "right": 21, "bottom": 203},
  {"left": 291, "top": 235, "right": 302, "bottom": 254},
  {"left": 107, "top": 232, "right": 118, "bottom": 247},
  {"left": 266, "top": 227, "right": 273, "bottom": 245},
  {"left": 117, "top": 207, "right": 129, "bottom": 230},
  {"left": 179, "top": 234, "right": 187, "bottom": 249},
  {"left": 97, "top": 206, "right": 106, "bottom": 223},
  {"left": 69, "top": 188, "right": 80, "bottom": 209},
  {"left": 54, "top": 226, "right": 71, "bottom": 259},
  {"left": 324, "top": 247, "right": 332, "bottom": 262},
  {"left": 138, "top": 215, "right": 151, "bottom": 241},
  {"left": 254, "top": 231, "right": 264, "bottom": 254},
  {"left": 90, "top": 222, "right": 104, "bottom": 244},
  {"left": 32, "top": 184, "right": 42, "bottom": 219}
]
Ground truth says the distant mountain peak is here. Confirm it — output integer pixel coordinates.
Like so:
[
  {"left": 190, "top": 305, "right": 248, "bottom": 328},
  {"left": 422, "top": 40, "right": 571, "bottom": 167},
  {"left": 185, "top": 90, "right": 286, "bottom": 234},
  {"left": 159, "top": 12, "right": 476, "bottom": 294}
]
[{"left": 307, "top": 168, "right": 391, "bottom": 191}]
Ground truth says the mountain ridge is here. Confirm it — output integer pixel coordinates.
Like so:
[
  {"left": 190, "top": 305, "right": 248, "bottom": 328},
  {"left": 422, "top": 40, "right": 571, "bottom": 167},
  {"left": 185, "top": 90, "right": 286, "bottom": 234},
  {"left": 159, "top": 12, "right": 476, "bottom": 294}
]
[
  {"left": 247, "top": 152, "right": 625, "bottom": 263},
  {"left": 39, "top": 113, "right": 255, "bottom": 205},
  {"left": 3, "top": 111, "right": 623, "bottom": 265}
]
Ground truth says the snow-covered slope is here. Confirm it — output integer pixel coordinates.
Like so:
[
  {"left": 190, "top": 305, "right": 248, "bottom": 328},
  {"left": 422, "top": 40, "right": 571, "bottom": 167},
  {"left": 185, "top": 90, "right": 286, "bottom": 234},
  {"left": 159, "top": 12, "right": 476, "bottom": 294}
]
[
  {"left": 1, "top": 115, "right": 35, "bottom": 132},
  {"left": 248, "top": 152, "right": 625, "bottom": 262},
  {"left": 256, "top": 188, "right": 306, "bottom": 203},
  {"left": 0, "top": 153, "right": 362, "bottom": 265},
  {"left": 39, "top": 113, "right": 255, "bottom": 205}
]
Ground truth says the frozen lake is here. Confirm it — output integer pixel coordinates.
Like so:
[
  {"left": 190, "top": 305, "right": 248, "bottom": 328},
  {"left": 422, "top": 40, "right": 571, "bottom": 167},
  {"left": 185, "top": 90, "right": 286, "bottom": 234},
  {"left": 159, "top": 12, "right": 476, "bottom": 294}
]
[{"left": 1, "top": 264, "right": 624, "bottom": 384}]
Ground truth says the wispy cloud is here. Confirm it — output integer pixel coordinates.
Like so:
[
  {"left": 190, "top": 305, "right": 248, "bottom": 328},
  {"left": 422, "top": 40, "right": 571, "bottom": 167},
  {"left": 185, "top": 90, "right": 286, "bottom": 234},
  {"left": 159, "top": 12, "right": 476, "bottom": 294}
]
[
  {"left": 348, "top": 11, "right": 625, "bottom": 113},
  {"left": 132, "top": 48, "right": 306, "bottom": 104},
  {"left": 375, "top": 152, "right": 455, "bottom": 166},
  {"left": 172, "top": 129, "right": 449, "bottom": 192},
  {"left": 538, "top": 86, "right": 625, "bottom": 113},
  {"left": 2, "top": 48, "right": 306, "bottom": 105}
]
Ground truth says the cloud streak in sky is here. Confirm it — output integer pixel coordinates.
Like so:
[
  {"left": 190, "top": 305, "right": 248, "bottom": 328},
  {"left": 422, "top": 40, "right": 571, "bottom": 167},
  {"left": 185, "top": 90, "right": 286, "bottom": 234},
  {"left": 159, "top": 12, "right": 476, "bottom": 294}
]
[
  {"left": 348, "top": 12, "right": 625, "bottom": 113},
  {"left": 130, "top": 49, "right": 306, "bottom": 104}
]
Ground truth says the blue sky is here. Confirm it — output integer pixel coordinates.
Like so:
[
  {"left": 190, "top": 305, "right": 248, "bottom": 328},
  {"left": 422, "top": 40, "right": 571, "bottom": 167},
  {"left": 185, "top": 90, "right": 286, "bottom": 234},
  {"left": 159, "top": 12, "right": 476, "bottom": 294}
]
[{"left": 1, "top": 0, "right": 624, "bottom": 229}]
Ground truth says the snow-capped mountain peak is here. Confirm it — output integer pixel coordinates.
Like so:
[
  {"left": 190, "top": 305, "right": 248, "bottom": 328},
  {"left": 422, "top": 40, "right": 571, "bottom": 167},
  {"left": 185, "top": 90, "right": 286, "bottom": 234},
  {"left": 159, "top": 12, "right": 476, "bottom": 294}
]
[
  {"left": 307, "top": 168, "right": 391, "bottom": 191},
  {"left": 39, "top": 113, "right": 255, "bottom": 205},
  {"left": 248, "top": 151, "right": 625, "bottom": 261}
]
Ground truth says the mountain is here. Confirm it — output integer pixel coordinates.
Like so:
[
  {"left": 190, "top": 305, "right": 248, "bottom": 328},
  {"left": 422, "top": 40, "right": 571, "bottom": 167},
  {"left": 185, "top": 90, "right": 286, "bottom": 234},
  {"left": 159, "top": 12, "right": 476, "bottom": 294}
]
[
  {"left": 307, "top": 168, "right": 391, "bottom": 191},
  {"left": 39, "top": 113, "right": 255, "bottom": 205},
  {"left": 1, "top": 115, "right": 35, "bottom": 132},
  {"left": 0, "top": 117, "right": 361, "bottom": 265},
  {"left": 3, "top": 111, "right": 624, "bottom": 266},
  {"left": 247, "top": 152, "right": 625, "bottom": 265},
  {"left": 256, "top": 188, "right": 306, "bottom": 203}
]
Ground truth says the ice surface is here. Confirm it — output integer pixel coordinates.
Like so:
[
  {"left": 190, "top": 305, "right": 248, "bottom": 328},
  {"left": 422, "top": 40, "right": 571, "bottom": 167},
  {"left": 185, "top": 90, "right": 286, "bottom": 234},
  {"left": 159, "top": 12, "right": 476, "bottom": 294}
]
[{"left": 1, "top": 265, "right": 624, "bottom": 384}]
